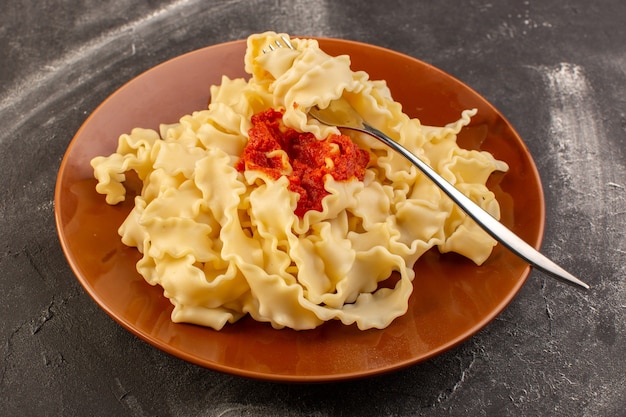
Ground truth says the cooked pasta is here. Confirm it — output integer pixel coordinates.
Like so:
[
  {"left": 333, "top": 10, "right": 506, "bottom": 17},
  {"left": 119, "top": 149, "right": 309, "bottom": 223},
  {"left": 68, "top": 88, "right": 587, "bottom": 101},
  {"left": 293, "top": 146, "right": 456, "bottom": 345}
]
[{"left": 91, "top": 32, "right": 509, "bottom": 330}]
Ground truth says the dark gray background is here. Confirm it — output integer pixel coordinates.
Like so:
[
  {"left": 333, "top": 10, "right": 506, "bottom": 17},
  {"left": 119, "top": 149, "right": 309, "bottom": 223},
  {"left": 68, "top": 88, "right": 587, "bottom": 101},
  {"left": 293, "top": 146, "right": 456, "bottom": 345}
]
[{"left": 1, "top": 1, "right": 624, "bottom": 416}]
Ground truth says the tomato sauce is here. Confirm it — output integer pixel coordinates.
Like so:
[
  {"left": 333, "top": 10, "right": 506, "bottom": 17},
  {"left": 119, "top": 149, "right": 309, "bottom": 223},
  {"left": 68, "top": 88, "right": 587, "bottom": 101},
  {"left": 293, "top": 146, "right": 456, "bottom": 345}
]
[{"left": 236, "top": 108, "right": 370, "bottom": 217}]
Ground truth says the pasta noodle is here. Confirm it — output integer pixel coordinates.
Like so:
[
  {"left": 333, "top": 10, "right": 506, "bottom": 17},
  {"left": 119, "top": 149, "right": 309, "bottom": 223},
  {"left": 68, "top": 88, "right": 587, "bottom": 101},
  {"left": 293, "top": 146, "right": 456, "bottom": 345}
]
[{"left": 91, "top": 32, "right": 509, "bottom": 330}]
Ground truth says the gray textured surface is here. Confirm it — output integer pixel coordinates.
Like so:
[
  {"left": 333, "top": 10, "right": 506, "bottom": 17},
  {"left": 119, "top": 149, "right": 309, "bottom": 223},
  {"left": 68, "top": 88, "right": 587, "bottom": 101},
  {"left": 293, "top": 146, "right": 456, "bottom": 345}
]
[{"left": 1, "top": 1, "right": 624, "bottom": 416}]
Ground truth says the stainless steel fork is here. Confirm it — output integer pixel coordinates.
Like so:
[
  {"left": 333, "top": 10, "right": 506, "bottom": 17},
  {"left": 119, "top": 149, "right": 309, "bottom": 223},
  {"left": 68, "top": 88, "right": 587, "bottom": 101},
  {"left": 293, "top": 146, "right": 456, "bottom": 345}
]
[
  {"left": 262, "top": 35, "right": 295, "bottom": 53},
  {"left": 264, "top": 38, "right": 589, "bottom": 289}
]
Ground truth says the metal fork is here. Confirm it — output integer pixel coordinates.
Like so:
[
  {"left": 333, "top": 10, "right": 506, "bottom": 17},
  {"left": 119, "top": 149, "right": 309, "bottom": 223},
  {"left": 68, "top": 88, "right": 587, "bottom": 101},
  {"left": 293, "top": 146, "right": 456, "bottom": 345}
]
[
  {"left": 264, "top": 38, "right": 589, "bottom": 290},
  {"left": 262, "top": 35, "right": 295, "bottom": 53}
]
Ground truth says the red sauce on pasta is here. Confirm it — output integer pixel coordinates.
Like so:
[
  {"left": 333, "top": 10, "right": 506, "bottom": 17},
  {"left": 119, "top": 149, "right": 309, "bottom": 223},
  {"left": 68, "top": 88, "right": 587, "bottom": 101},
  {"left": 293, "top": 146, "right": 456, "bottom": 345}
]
[{"left": 236, "top": 108, "right": 370, "bottom": 217}]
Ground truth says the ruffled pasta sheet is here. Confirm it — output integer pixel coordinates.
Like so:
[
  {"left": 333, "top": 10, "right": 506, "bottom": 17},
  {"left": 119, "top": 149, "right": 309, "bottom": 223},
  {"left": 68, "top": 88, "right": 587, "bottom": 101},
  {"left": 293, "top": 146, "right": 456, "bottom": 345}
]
[{"left": 91, "top": 31, "right": 508, "bottom": 331}]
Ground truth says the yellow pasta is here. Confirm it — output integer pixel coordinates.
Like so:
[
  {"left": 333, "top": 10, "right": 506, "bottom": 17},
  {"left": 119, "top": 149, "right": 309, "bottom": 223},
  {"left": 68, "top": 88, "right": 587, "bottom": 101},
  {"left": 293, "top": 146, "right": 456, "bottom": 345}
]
[{"left": 91, "top": 32, "right": 509, "bottom": 330}]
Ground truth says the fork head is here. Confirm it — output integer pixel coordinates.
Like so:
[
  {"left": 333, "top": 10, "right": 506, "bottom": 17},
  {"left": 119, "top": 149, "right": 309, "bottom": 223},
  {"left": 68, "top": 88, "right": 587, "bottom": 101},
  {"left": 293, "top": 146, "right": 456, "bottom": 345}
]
[{"left": 262, "top": 35, "right": 295, "bottom": 54}]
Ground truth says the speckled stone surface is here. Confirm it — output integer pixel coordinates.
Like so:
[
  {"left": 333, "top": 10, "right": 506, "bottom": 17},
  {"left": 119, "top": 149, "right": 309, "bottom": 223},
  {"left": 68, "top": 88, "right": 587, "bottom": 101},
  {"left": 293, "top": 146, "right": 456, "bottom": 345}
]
[{"left": 1, "top": 1, "right": 624, "bottom": 416}]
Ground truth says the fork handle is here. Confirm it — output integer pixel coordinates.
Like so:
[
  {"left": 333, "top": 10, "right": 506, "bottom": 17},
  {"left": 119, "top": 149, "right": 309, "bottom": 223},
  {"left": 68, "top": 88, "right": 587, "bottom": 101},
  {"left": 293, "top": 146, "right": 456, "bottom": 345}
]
[{"left": 360, "top": 123, "right": 589, "bottom": 290}]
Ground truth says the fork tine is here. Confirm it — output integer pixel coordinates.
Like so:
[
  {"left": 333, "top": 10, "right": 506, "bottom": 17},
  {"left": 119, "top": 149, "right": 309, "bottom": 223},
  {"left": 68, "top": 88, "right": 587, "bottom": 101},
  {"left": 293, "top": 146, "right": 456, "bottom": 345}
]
[
  {"left": 262, "top": 36, "right": 295, "bottom": 54},
  {"left": 279, "top": 35, "right": 294, "bottom": 50}
]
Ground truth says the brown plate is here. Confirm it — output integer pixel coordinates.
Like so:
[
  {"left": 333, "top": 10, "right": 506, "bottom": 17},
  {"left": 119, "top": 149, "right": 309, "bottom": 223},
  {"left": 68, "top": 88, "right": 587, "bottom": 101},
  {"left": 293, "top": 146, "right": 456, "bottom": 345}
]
[{"left": 54, "top": 38, "right": 544, "bottom": 382}]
